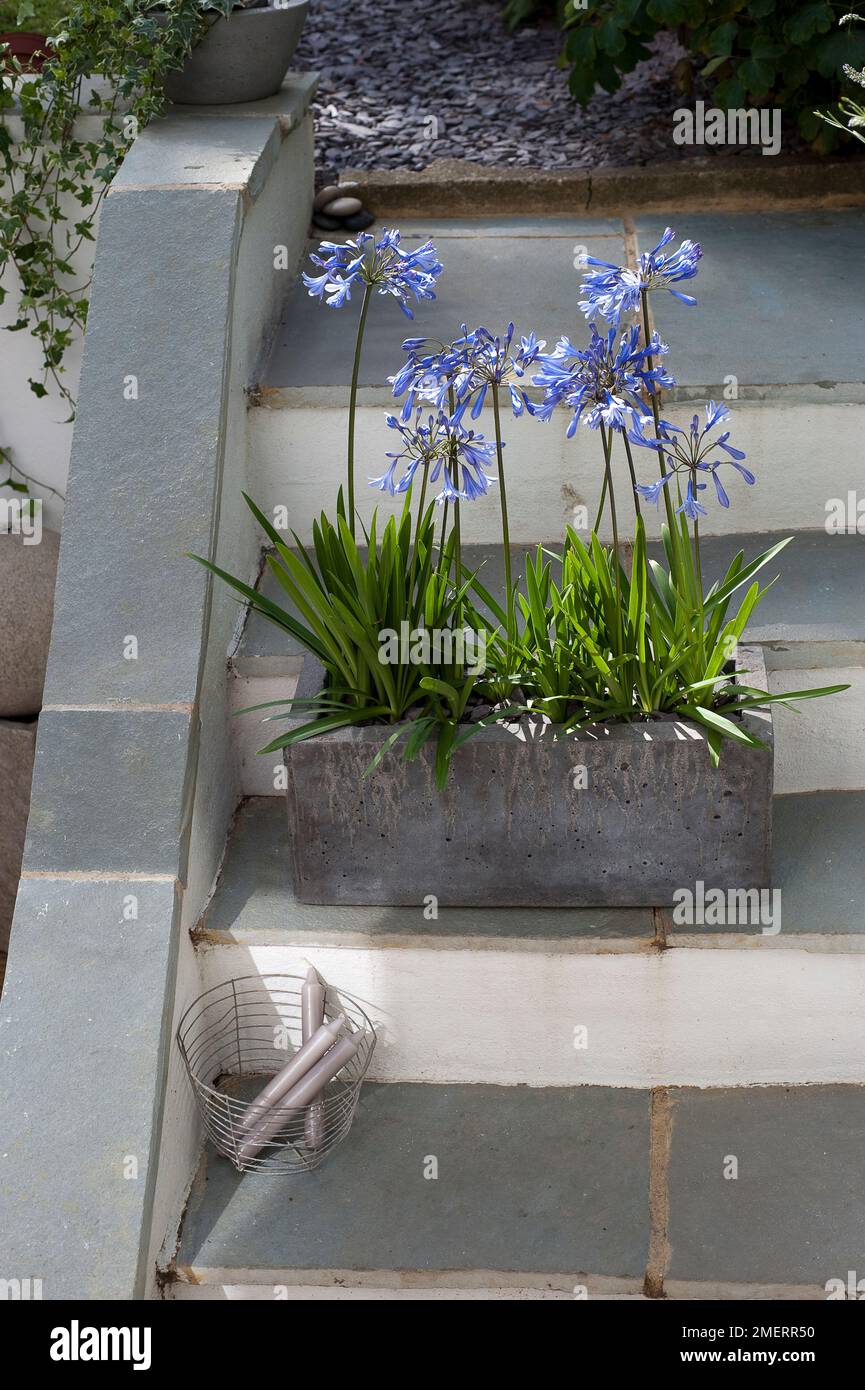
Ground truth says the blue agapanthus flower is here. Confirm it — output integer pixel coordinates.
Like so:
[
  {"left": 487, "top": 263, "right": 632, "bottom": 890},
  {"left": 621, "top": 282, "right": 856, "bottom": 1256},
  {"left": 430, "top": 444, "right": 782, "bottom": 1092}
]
[
  {"left": 370, "top": 410, "right": 498, "bottom": 505},
  {"left": 530, "top": 324, "right": 674, "bottom": 436},
  {"left": 389, "top": 323, "right": 545, "bottom": 422},
  {"left": 629, "top": 401, "right": 755, "bottom": 518},
  {"left": 302, "top": 229, "right": 443, "bottom": 319},
  {"left": 579, "top": 228, "right": 702, "bottom": 326}
]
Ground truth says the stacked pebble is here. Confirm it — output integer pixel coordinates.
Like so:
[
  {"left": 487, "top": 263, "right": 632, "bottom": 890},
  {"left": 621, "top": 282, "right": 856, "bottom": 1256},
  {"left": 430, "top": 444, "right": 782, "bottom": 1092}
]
[{"left": 312, "top": 184, "right": 376, "bottom": 234}]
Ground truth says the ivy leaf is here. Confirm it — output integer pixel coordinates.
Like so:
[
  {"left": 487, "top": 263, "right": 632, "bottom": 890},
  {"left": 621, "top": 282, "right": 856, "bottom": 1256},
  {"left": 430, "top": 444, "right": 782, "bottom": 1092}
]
[{"left": 28, "top": 381, "right": 48, "bottom": 399}]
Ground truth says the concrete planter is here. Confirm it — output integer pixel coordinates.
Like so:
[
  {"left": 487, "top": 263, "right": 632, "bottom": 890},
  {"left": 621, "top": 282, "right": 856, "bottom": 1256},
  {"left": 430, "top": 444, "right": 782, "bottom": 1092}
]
[
  {"left": 163, "top": 2, "right": 308, "bottom": 106},
  {"left": 283, "top": 646, "right": 774, "bottom": 908}
]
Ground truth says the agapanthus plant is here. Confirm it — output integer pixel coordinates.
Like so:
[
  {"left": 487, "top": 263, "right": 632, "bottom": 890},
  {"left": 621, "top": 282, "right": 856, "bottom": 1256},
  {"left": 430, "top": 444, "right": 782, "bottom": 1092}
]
[
  {"left": 193, "top": 222, "right": 847, "bottom": 786},
  {"left": 302, "top": 228, "right": 444, "bottom": 534},
  {"left": 389, "top": 323, "right": 544, "bottom": 654}
]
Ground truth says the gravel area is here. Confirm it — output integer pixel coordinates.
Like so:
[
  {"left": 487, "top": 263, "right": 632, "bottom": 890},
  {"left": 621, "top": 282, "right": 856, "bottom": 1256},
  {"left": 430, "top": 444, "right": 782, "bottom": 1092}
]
[{"left": 293, "top": 0, "right": 799, "bottom": 179}]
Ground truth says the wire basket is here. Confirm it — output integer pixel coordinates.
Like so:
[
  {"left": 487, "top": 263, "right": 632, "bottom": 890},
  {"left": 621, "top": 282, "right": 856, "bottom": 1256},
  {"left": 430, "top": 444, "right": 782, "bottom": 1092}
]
[{"left": 177, "top": 974, "right": 376, "bottom": 1174}]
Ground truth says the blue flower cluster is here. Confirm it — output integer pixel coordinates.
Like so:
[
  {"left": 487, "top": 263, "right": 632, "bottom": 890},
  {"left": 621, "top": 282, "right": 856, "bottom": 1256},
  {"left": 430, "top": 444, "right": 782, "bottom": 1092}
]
[
  {"left": 390, "top": 323, "right": 545, "bottom": 423},
  {"left": 302, "top": 228, "right": 443, "bottom": 318},
  {"left": 300, "top": 222, "right": 753, "bottom": 520},
  {"left": 629, "top": 402, "right": 756, "bottom": 520},
  {"left": 530, "top": 324, "right": 673, "bottom": 436},
  {"left": 579, "top": 227, "right": 702, "bottom": 326},
  {"left": 370, "top": 410, "right": 498, "bottom": 505}
]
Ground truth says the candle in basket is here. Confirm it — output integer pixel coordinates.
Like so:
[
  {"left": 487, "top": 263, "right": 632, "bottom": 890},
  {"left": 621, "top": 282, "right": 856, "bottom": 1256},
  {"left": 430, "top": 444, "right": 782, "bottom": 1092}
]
[
  {"left": 234, "top": 1014, "right": 345, "bottom": 1143},
  {"left": 236, "top": 1030, "right": 363, "bottom": 1167},
  {"left": 302, "top": 966, "right": 326, "bottom": 1151}
]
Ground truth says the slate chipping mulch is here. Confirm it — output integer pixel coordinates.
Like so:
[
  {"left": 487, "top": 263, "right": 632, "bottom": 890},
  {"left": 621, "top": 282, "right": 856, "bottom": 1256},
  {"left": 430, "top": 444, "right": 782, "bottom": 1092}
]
[{"left": 293, "top": 0, "right": 801, "bottom": 180}]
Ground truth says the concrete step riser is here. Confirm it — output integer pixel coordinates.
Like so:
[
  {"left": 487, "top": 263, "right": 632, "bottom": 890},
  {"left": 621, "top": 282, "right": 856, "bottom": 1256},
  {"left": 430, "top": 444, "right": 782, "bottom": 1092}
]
[
  {"left": 248, "top": 400, "right": 864, "bottom": 545},
  {"left": 229, "top": 660, "right": 865, "bottom": 797},
  {"left": 197, "top": 943, "right": 865, "bottom": 1089}
]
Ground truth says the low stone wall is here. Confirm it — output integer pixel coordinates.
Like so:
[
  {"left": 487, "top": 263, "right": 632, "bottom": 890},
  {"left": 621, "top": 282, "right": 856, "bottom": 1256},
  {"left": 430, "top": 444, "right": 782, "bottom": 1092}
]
[{"left": 0, "top": 74, "right": 317, "bottom": 1300}]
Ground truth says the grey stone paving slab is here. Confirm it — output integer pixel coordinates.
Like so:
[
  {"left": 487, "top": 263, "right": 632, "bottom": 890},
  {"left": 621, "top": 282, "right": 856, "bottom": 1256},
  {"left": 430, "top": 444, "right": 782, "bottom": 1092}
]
[
  {"left": 178, "top": 1082, "right": 650, "bottom": 1278},
  {"left": 202, "top": 797, "right": 653, "bottom": 941},
  {"left": 41, "top": 187, "right": 240, "bottom": 707},
  {"left": 667, "top": 1086, "right": 865, "bottom": 1287},
  {"left": 23, "top": 709, "right": 196, "bottom": 874},
  {"left": 635, "top": 212, "right": 865, "bottom": 388},
  {"left": 239, "top": 534, "right": 865, "bottom": 664},
  {"left": 264, "top": 224, "right": 626, "bottom": 387},
  {"left": 388, "top": 217, "right": 625, "bottom": 237},
  {"left": 0, "top": 878, "right": 181, "bottom": 1299},
  {"left": 771, "top": 793, "right": 865, "bottom": 935}
]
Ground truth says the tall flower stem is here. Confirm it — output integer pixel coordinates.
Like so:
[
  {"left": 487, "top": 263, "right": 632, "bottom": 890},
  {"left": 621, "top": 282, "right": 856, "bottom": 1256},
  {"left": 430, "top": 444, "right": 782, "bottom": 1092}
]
[
  {"left": 640, "top": 288, "right": 677, "bottom": 541},
  {"left": 491, "top": 387, "right": 514, "bottom": 648},
  {"left": 593, "top": 468, "right": 609, "bottom": 533},
  {"left": 600, "top": 423, "right": 624, "bottom": 647},
  {"left": 346, "top": 283, "right": 373, "bottom": 537},
  {"left": 409, "top": 459, "right": 431, "bottom": 599},
  {"left": 453, "top": 497, "right": 463, "bottom": 678},
  {"left": 622, "top": 434, "right": 642, "bottom": 519},
  {"left": 436, "top": 499, "right": 450, "bottom": 579}
]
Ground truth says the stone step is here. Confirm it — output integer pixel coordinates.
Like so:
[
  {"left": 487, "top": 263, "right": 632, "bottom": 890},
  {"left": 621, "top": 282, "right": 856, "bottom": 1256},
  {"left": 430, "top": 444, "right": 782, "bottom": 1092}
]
[
  {"left": 229, "top": 534, "right": 865, "bottom": 797},
  {"left": 192, "top": 793, "right": 865, "bottom": 1089},
  {"left": 169, "top": 1081, "right": 865, "bottom": 1299},
  {"left": 248, "top": 213, "right": 865, "bottom": 544}
]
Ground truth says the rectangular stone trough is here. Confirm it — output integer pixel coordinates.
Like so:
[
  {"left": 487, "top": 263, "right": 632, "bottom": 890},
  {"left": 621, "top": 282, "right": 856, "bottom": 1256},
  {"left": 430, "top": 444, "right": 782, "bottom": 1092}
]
[{"left": 283, "top": 646, "right": 773, "bottom": 908}]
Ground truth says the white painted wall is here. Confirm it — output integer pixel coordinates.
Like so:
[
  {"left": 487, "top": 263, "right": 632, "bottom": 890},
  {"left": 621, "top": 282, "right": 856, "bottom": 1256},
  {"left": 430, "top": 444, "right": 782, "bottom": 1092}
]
[
  {"left": 249, "top": 397, "right": 865, "bottom": 544},
  {"left": 198, "top": 940, "right": 865, "bottom": 1089},
  {"left": 0, "top": 162, "right": 96, "bottom": 532}
]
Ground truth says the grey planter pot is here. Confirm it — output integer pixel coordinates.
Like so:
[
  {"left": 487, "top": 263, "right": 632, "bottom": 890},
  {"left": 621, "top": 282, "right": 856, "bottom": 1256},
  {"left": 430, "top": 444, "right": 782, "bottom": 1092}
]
[
  {"left": 163, "top": 2, "right": 309, "bottom": 106},
  {"left": 282, "top": 646, "right": 774, "bottom": 908}
]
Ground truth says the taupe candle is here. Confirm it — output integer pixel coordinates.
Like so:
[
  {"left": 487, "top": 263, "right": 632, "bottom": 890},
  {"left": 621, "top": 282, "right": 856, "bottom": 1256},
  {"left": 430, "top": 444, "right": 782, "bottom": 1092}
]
[
  {"left": 233, "top": 1014, "right": 345, "bottom": 1143},
  {"left": 302, "top": 966, "right": 326, "bottom": 1150},
  {"left": 236, "top": 1030, "right": 363, "bottom": 1166}
]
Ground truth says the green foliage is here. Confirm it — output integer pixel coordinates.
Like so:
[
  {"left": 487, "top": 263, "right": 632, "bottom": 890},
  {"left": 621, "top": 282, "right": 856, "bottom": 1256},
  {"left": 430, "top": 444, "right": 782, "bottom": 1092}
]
[
  {"left": 192, "top": 493, "right": 514, "bottom": 790},
  {"left": 465, "top": 525, "right": 846, "bottom": 768},
  {"left": 500, "top": 0, "right": 865, "bottom": 146},
  {"left": 0, "top": 0, "right": 68, "bottom": 30}
]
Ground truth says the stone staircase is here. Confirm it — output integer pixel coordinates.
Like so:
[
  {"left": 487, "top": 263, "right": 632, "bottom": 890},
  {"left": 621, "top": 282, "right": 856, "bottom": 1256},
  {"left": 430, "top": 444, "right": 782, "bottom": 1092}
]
[{"left": 160, "top": 212, "right": 865, "bottom": 1300}]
